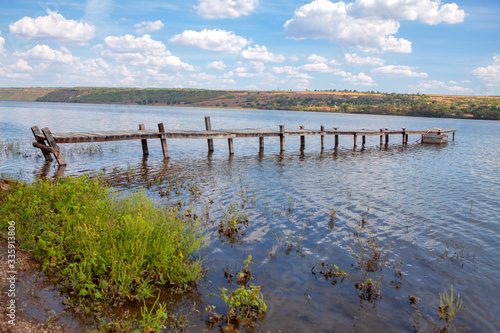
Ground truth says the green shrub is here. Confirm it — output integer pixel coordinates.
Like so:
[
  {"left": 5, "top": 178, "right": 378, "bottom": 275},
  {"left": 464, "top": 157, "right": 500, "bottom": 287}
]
[{"left": 0, "top": 176, "right": 205, "bottom": 302}]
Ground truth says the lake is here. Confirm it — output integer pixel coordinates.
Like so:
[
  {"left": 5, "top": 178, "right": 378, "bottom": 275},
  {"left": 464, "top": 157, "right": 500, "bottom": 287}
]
[{"left": 1, "top": 101, "right": 499, "bottom": 332}]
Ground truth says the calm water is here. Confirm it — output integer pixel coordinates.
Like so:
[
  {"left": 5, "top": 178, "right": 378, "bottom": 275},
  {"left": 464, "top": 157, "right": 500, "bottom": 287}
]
[{"left": 1, "top": 101, "right": 499, "bottom": 332}]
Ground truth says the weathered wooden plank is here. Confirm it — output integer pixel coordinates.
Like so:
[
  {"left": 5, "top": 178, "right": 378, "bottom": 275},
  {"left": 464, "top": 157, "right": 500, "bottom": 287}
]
[
  {"left": 32, "top": 141, "right": 53, "bottom": 153},
  {"left": 205, "top": 116, "right": 214, "bottom": 152},
  {"left": 31, "top": 126, "right": 53, "bottom": 161},
  {"left": 158, "top": 123, "right": 169, "bottom": 159},
  {"left": 139, "top": 124, "right": 149, "bottom": 157},
  {"left": 299, "top": 126, "right": 305, "bottom": 150},
  {"left": 228, "top": 138, "right": 234, "bottom": 155},
  {"left": 280, "top": 125, "right": 285, "bottom": 152},
  {"left": 42, "top": 127, "right": 66, "bottom": 166}
]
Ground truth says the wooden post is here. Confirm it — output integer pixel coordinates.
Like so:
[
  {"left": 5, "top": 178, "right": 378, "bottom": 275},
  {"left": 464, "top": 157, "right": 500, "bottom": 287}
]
[
  {"left": 228, "top": 138, "right": 234, "bottom": 155},
  {"left": 299, "top": 125, "right": 305, "bottom": 151},
  {"left": 279, "top": 124, "right": 285, "bottom": 152},
  {"left": 259, "top": 137, "right": 264, "bottom": 152},
  {"left": 205, "top": 116, "right": 214, "bottom": 152},
  {"left": 385, "top": 134, "right": 389, "bottom": 144},
  {"left": 158, "top": 123, "right": 169, "bottom": 159},
  {"left": 402, "top": 127, "right": 406, "bottom": 145},
  {"left": 362, "top": 135, "right": 366, "bottom": 146},
  {"left": 31, "top": 126, "right": 53, "bottom": 161},
  {"left": 353, "top": 133, "right": 357, "bottom": 147},
  {"left": 452, "top": 132, "right": 455, "bottom": 141},
  {"left": 380, "top": 129, "right": 384, "bottom": 145},
  {"left": 334, "top": 128, "right": 339, "bottom": 147},
  {"left": 320, "top": 125, "right": 325, "bottom": 150},
  {"left": 41, "top": 127, "right": 66, "bottom": 166},
  {"left": 139, "top": 124, "right": 149, "bottom": 156}
]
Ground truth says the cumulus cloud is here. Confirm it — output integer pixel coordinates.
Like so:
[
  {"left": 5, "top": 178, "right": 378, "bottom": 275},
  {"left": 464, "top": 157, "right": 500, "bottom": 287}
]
[
  {"left": 284, "top": 0, "right": 464, "bottom": 53},
  {"left": 228, "top": 61, "right": 265, "bottom": 78},
  {"left": 9, "top": 9, "right": 95, "bottom": 45},
  {"left": 410, "top": 80, "right": 474, "bottom": 94},
  {"left": 240, "top": 45, "right": 285, "bottom": 63},
  {"left": 101, "top": 34, "right": 195, "bottom": 71},
  {"left": 371, "top": 65, "right": 427, "bottom": 77},
  {"left": 134, "top": 20, "right": 164, "bottom": 34},
  {"left": 0, "top": 33, "right": 4, "bottom": 54},
  {"left": 472, "top": 55, "right": 500, "bottom": 82},
  {"left": 169, "top": 29, "right": 250, "bottom": 54},
  {"left": 206, "top": 61, "right": 226, "bottom": 70},
  {"left": 352, "top": 0, "right": 466, "bottom": 25},
  {"left": 307, "top": 54, "right": 328, "bottom": 64},
  {"left": 343, "top": 72, "right": 376, "bottom": 86},
  {"left": 345, "top": 53, "right": 384, "bottom": 66},
  {"left": 195, "top": 0, "right": 258, "bottom": 19},
  {"left": 14, "top": 44, "right": 78, "bottom": 64}
]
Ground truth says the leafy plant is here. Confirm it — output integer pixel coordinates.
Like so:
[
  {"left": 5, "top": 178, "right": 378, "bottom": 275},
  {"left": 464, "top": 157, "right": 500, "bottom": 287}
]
[
  {"left": 438, "top": 285, "right": 463, "bottom": 324},
  {"left": 311, "top": 262, "right": 347, "bottom": 285}
]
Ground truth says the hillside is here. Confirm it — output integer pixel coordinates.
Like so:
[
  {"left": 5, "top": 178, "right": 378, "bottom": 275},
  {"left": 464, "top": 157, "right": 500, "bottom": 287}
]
[{"left": 1, "top": 87, "right": 499, "bottom": 120}]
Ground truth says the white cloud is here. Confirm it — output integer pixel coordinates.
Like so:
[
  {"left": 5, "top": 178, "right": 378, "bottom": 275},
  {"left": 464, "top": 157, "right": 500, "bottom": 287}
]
[
  {"left": 0, "top": 34, "right": 4, "bottom": 55},
  {"left": 371, "top": 65, "right": 427, "bottom": 77},
  {"left": 169, "top": 29, "right": 250, "bottom": 54},
  {"left": 410, "top": 80, "right": 474, "bottom": 94},
  {"left": 13, "top": 59, "right": 33, "bottom": 72},
  {"left": 352, "top": 0, "right": 466, "bottom": 25},
  {"left": 343, "top": 72, "right": 376, "bottom": 86},
  {"left": 206, "top": 61, "right": 226, "bottom": 70},
  {"left": 284, "top": 0, "right": 411, "bottom": 53},
  {"left": 272, "top": 66, "right": 300, "bottom": 76},
  {"left": 472, "top": 55, "right": 500, "bottom": 82},
  {"left": 14, "top": 44, "right": 78, "bottom": 64},
  {"left": 345, "top": 53, "right": 384, "bottom": 66},
  {"left": 101, "top": 34, "right": 195, "bottom": 71},
  {"left": 134, "top": 20, "right": 164, "bottom": 34},
  {"left": 229, "top": 61, "right": 265, "bottom": 78},
  {"left": 195, "top": 0, "right": 258, "bottom": 19},
  {"left": 299, "top": 62, "right": 332, "bottom": 73},
  {"left": 307, "top": 54, "right": 328, "bottom": 64},
  {"left": 285, "top": 0, "right": 465, "bottom": 53},
  {"left": 240, "top": 45, "right": 285, "bottom": 63},
  {"left": 9, "top": 9, "right": 95, "bottom": 45}
]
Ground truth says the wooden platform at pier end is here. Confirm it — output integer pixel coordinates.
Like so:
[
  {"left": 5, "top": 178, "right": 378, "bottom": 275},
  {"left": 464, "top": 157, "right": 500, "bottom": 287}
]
[{"left": 31, "top": 117, "right": 456, "bottom": 166}]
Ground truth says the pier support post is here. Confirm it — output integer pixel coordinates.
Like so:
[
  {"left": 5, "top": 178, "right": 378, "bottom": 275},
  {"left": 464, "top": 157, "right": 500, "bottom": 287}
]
[
  {"left": 402, "top": 127, "right": 407, "bottom": 145},
  {"left": 158, "top": 123, "right": 169, "bottom": 159},
  {"left": 205, "top": 116, "right": 214, "bottom": 152},
  {"left": 228, "top": 138, "right": 234, "bottom": 155},
  {"left": 259, "top": 137, "right": 264, "bottom": 152},
  {"left": 385, "top": 134, "right": 389, "bottom": 145},
  {"left": 31, "top": 126, "right": 53, "bottom": 162},
  {"left": 452, "top": 132, "right": 455, "bottom": 141},
  {"left": 139, "top": 124, "right": 149, "bottom": 157},
  {"left": 334, "top": 128, "right": 339, "bottom": 147},
  {"left": 42, "top": 127, "right": 66, "bottom": 166},
  {"left": 353, "top": 133, "right": 357, "bottom": 147},
  {"left": 320, "top": 125, "right": 325, "bottom": 150},
  {"left": 279, "top": 124, "right": 285, "bottom": 152},
  {"left": 299, "top": 126, "right": 305, "bottom": 151},
  {"left": 362, "top": 135, "right": 366, "bottom": 146}
]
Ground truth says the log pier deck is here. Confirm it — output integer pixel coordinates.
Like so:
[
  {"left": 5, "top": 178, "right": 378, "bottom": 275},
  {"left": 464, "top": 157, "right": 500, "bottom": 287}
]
[{"left": 32, "top": 116, "right": 456, "bottom": 166}]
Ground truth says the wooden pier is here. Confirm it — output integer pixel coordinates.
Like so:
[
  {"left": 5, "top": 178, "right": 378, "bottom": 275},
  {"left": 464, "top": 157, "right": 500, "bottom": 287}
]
[{"left": 32, "top": 116, "right": 456, "bottom": 166}]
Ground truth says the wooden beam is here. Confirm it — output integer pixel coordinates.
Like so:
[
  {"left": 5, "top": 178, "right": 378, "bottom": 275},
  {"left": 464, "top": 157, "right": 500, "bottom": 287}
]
[
  {"left": 362, "top": 135, "right": 366, "bottom": 146},
  {"left": 205, "top": 116, "right": 214, "bottom": 152},
  {"left": 32, "top": 141, "right": 53, "bottom": 153},
  {"left": 42, "top": 127, "right": 66, "bottom": 166},
  {"left": 280, "top": 124, "right": 285, "bottom": 151},
  {"left": 259, "top": 137, "right": 264, "bottom": 152},
  {"left": 158, "top": 123, "right": 169, "bottom": 159},
  {"left": 228, "top": 138, "right": 234, "bottom": 155},
  {"left": 320, "top": 125, "right": 325, "bottom": 150},
  {"left": 299, "top": 125, "right": 305, "bottom": 151},
  {"left": 353, "top": 133, "right": 357, "bottom": 147},
  {"left": 139, "top": 124, "right": 149, "bottom": 156},
  {"left": 334, "top": 128, "right": 339, "bottom": 147},
  {"left": 31, "top": 126, "right": 53, "bottom": 161}
]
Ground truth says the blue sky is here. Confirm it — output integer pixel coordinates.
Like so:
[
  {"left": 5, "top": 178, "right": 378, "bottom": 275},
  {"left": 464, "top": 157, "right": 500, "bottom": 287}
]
[{"left": 0, "top": 0, "right": 499, "bottom": 95}]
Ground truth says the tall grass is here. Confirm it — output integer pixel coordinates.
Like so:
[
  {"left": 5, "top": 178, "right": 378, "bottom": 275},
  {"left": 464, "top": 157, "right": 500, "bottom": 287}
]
[{"left": 0, "top": 176, "right": 205, "bottom": 303}]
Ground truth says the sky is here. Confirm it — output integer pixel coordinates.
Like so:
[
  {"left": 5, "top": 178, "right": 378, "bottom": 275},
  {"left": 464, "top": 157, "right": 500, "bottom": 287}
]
[{"left": 0, "top": 0, "right": 499, "bottom": 95}]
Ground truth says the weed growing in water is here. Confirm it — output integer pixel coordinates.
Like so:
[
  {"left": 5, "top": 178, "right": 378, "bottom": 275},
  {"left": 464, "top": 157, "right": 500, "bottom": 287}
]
[
  {"left": 438, "top": 285, "right": 463, "bottom": 324},
  {"left": 217, "top": 202, "right": 249, "bottom": 241},
  {"left": 441, "top": 236, "right": 481, "bottom": 267},
  {"left": 311, "top": 262, "right": 347, "bottom": 285},
  {"left": 328, "top": 208, "right": 337, "bottom": 229},
  {"left": 0, "top": 139, "right": 22, "bottom": 156},
  {"left": 237, "top": 255, "right": 255, "bottom": 286},
  {"left": 0, "top": 176, "right": 205, "bottom": 307},
  {"left": 407, "top": 295, "right": 422, "bottom": 333},
  {"left": 355, "top": 278, "right": 381, "bottom": 303}
]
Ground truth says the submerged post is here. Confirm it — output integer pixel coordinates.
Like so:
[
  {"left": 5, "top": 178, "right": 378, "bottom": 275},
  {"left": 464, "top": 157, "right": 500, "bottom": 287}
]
[
  {"left": 362, "top": 135, "right": 366, "bottom": 146},
  {"left": 299, "top": 125, "right": 305, "bottom": 151},
  {"left": 139, "top": 124, "right": 149, "bottom": 157},
  {"left": 380, "top": 129, "right": 384, "bottom": 145},
  {"left": 259, "top": 137, "right": 264, "bottom": 152},
  {"left": 158, "top": 123, "right": 169, "bottom": 159},
  {"left": 279, "top": 124, "right": 285, "bottom": 151},
  {"left": 228, "top": 138, "right": 234, "bottom": 155},
  {"left": 402, "top": 127, "right": 406, "bottom": 145},
  {"left": 353, "top": 133, "right": 357, "bottom": 147},
  {"left": 320, "top": 125, "right": 325, "bottom": 150},
  {"left": 205, "top": 116, "right": 214, "bottom": 152},
  {"left": 42, "top": 127, "right": 66, "bottom": 166},
  {"left": 334, "top": 128, "right": 339, "bottom": 147}
]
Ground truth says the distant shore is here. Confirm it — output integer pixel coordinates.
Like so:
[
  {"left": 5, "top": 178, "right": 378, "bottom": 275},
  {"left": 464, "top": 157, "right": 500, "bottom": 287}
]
[{"left": 1, "top": 87, "right": 499, "bottom": 120}]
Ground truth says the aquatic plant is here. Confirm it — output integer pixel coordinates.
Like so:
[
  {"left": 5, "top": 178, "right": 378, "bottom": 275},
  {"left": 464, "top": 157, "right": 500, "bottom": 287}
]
[
  {"left": 218, "top": 202, "right": 249, "bottom": 240},
  {"left": 311, "top": 262, "right": 347, "bottom": 285},
  {"left": 0, "top": 176, "right": 206, "bottom": 306},
  {"left": 328, "top": 207, "right": 337, "bottom": 229},
  {"left": 355, "top": 278, "right": 381, "bottom": 303},
  {"left": 438, "top": 285, "right": 463, "bottom": 324}
]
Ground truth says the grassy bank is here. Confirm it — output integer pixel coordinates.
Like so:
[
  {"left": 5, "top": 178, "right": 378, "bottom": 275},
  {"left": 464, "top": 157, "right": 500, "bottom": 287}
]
[{"left": 0, "top": 176, "right": 205, "bottom": 307}]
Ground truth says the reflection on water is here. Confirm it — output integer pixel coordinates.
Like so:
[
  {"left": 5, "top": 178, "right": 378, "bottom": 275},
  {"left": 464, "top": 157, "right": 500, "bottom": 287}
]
[{"left": 1, "top": 101, "right": 500, "bottom": 332}]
